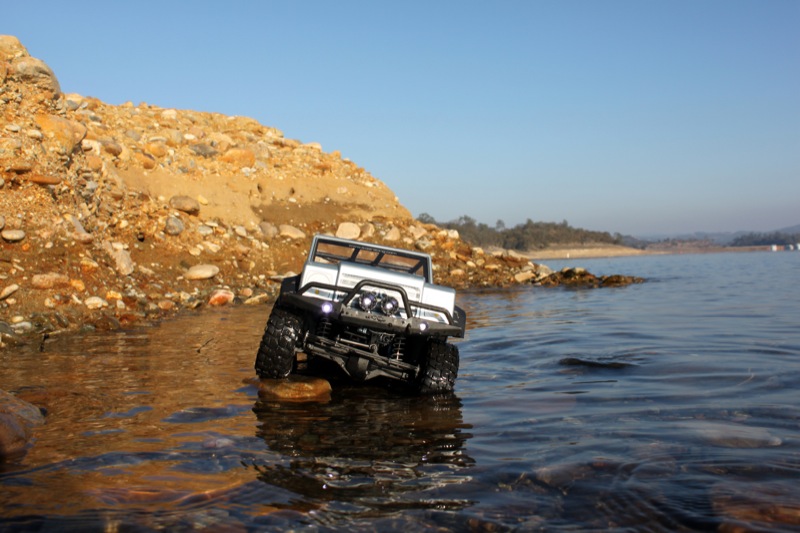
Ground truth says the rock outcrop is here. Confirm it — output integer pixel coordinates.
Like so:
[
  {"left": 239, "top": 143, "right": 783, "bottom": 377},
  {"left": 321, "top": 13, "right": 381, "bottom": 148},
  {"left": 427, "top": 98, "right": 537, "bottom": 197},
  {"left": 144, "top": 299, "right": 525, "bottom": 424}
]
[{"left": 1, "top": 35, "right": 642, "bottom": 348}]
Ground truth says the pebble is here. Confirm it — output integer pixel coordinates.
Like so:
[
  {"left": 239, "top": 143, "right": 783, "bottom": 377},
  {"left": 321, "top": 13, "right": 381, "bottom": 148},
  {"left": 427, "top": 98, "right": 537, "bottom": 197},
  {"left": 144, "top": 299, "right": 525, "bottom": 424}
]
[
  {"left": 31, "top": 273, "right": 70, "bottom": 289},
  {"left": 85, "top": 296, "right": 108, "bottom": 310},
  {"left": 169, "top": 195, "right": 200, "bottom": 215},
  {"left": 0, "top": 285, "right": 19, "bottom": 301},
  {"left": 164, "top": 216, "right": 185, "bottom": 236},
  {"left": 278, "top": 224, "right": 305, "bottom": 240},
  {"left": 185, "top": 264, "right": 219, "bottom": 280},
  {"left": 1, "top": 229, "right": 25, "bottom": 242},
  {"left": 335, "top": 222, "right": 361, "bottom": 240},
  {"left": 259, "top": 222, "right": 278, "bottom": 240},
  {"left": 109, "top": 248, "right": 134, "bottom": 276}
]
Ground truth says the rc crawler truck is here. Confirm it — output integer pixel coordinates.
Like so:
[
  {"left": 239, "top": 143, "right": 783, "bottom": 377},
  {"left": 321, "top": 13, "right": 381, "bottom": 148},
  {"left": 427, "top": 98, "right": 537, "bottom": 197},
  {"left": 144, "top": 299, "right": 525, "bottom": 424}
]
[{"left": 255, "top": 234, "right": 466, "bottom": 394}]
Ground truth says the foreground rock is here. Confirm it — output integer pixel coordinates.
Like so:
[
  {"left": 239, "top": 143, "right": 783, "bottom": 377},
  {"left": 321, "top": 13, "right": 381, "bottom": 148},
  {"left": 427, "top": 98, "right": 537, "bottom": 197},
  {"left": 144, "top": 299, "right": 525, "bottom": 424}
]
[{"left": 0, "top": 388, "right": 45, "bottom": 461}]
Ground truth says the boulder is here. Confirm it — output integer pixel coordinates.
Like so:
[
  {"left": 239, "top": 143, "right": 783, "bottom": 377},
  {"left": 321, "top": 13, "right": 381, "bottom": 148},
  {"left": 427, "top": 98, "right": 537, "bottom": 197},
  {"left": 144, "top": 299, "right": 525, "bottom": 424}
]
[
  {"left": 0, "top": 35, "right": 28, "bottom": 60},
  {"left": 12, "top": 56, "right": 61, "bottom": 96},
  {"left": 34, "top": 114, "right": 86, "bottom": 155}
]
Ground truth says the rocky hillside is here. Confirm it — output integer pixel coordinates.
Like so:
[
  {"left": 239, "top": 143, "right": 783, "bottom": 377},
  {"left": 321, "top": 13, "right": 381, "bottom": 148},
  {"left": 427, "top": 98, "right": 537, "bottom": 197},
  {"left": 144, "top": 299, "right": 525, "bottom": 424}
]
[{"left": 0, "top": 35, "right": 641, "bottom": 348}]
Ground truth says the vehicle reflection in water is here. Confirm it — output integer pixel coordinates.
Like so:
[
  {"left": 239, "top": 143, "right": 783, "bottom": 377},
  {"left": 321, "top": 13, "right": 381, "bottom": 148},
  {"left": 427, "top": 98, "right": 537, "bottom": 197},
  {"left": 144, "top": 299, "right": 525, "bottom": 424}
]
[{"left": 250, "top": 387, "right": 476, "bottom": 520}]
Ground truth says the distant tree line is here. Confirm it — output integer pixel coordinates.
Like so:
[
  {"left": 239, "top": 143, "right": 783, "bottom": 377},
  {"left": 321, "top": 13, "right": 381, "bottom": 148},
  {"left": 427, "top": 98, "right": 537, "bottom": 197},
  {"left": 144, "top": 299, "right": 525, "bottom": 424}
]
[
  {"left": 418, "top": 214, "right": 622, "bottom": 251},
  {"left": 730, "top": 232, "right": 800, "bottom": 247}
]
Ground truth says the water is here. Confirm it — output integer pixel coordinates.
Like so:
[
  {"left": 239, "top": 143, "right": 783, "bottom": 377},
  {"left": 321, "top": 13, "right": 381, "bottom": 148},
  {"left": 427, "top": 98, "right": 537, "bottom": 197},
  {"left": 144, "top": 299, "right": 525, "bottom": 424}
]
[{"left": 1, "top": 251, "right": 798, "bottom": 531}]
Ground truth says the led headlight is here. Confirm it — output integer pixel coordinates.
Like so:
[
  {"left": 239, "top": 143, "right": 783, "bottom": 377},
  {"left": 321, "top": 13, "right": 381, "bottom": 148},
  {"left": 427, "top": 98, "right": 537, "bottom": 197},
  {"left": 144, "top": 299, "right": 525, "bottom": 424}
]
[
  {"left": 380, "top": 296, "right": 399, "bottom": 316},
  {"left": 358, "top": 291, "right": 378, "bottom": 312},
  {"left": 321, "top": 301, "right": 334, "bottom": 314}
]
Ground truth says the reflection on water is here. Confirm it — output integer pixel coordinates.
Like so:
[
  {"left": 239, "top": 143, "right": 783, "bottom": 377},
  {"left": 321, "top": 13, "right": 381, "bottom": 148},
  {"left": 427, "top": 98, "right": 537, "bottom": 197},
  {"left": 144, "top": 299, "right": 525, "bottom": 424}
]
[
  {"left": 251, "top": 390, "right": 475, "bottom": 524},
  {"left": 1, "top": 252, "right": 800, "bottom": 531}
]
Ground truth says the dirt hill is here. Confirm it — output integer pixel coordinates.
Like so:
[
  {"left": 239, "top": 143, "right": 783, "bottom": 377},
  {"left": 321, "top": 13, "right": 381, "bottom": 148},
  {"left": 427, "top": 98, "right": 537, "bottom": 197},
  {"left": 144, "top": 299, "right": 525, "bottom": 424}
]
[{"left": 0, "top": 35, "right": 641, "bottom": 348}]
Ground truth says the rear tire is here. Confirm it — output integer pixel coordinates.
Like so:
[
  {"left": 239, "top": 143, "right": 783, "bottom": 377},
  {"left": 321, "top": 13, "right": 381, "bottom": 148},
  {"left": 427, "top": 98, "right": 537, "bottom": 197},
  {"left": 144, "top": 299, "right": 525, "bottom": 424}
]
[
  {"left": 416, "top": 341, "right": 459, "bottom": 394},
  {"left": 255, "top": 308, "right": 302, "bottom": 378}
]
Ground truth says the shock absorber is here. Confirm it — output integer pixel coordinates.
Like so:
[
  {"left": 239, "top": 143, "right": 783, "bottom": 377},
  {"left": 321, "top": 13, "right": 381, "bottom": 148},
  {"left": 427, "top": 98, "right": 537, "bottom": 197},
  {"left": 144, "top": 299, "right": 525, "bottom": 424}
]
[
  {"left": 390, "top": 336, "right": 405, "bottom": 360},
  {"left": 316, "top": 316, "right": 332, "bottom": 338}
]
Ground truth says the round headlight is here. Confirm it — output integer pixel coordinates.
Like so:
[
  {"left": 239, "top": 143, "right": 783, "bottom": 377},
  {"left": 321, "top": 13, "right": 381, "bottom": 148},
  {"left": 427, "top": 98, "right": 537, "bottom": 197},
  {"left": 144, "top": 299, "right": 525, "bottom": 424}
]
[
  {"left": 380, "top": 296, "right": 399, "bottom": 316},
  {"left": 358, "top": 291, "right": 378, "bottom": 312},
  {"left": 321, "top": 301, "right": 334, "bottom": 314}
]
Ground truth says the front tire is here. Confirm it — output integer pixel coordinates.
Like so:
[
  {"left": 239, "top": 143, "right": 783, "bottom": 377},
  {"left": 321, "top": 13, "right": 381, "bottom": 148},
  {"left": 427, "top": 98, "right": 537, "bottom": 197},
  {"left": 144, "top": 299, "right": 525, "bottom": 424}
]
[
  {"left": 416, "top": 341, "right": 459, "bottom": 394},
  {"left": 255, "top": 308, "right": 302, "bottom": 378}
]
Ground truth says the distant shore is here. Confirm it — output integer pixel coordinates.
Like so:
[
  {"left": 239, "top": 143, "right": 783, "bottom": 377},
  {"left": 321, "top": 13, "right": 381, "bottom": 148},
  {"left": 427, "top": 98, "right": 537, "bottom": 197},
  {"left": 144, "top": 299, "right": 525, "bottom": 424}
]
[
  {"left": 521, "top": 244, "right": 773, "bottom": 261},
  {"left": 521, "top": 244, "right": 655, "bottom": 261}
]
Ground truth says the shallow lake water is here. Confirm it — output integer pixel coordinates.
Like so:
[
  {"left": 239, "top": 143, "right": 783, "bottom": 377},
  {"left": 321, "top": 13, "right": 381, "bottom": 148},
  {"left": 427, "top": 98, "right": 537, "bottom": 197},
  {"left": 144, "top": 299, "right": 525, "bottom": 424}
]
[{"left": 1, "top": 251, "right": 799, "bottom": 531}]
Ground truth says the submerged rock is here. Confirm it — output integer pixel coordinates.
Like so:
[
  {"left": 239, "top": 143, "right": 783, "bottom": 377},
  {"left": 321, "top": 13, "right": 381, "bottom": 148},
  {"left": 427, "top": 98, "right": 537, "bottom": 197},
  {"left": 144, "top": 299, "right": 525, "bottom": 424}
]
[
  {"left": 246, "top": 376, "right": 331, "bottom": 401},
  {"left": 0, "top": 389, "right": 45, "bottom": 461},
  {"left": 675, "top": 420, "right": 782, "bottom": 448},
  {"left": 712, "top": 480, "right": 800, "bottom": 531}
]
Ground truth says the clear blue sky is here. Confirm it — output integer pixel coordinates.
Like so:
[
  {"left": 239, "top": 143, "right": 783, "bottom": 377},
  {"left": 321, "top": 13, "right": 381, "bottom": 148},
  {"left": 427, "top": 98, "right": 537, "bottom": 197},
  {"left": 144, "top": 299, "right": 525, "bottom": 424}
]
[{"left": 6, "top": 1, "right": 799, "bottom": 236}]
